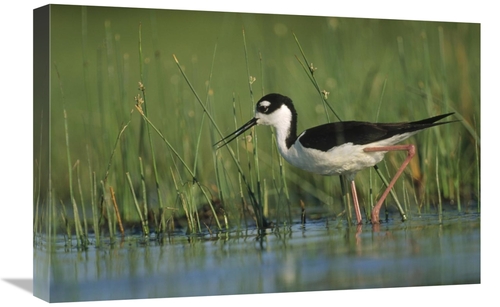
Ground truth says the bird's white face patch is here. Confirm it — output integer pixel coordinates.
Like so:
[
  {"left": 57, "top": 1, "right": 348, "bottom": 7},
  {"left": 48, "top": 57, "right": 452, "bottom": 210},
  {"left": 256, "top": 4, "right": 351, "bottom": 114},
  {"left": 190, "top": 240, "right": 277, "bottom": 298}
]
[
  {"left": 257, "top": 100, "right": 271, "bottom": 113},
  {"left": 260, "top": 100, "right": 271, "bottom": 107},
  {"left": 255, "top": 100, "right": 271, "bottom": 123},
  {"left": 255, "top": 103, "right": 292, "bottom": 129}
]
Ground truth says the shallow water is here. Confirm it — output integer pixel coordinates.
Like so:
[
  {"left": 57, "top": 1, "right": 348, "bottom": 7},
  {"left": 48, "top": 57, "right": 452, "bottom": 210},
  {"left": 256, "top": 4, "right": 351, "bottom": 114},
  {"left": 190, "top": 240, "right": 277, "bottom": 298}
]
[{"left": 34, "top": 212, "right": 480, "bottom": 303}]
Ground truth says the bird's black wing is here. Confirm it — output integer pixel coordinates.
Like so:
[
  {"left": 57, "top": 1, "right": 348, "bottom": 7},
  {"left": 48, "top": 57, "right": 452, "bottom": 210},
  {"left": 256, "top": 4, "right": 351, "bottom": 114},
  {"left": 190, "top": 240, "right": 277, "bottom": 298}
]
[
  {"left": 297, "top": 121, "right": 389, "bottom": 151},
  {"left": 298, "top": 113, "right": 455, "bottom": 152}
]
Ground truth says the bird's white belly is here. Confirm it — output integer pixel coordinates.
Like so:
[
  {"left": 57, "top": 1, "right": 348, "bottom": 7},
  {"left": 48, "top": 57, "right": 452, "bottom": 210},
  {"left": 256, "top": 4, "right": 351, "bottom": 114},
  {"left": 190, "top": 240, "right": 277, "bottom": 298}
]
[{"left": 281, "top": 142, "right": 387, "bottom": 176}]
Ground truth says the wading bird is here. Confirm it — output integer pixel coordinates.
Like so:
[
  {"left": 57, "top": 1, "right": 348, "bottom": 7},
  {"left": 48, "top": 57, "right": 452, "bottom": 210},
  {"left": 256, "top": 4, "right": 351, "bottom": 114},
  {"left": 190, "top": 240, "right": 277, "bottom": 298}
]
[{"left": 215, "top": 93, "right": 454, "bottom": 224}]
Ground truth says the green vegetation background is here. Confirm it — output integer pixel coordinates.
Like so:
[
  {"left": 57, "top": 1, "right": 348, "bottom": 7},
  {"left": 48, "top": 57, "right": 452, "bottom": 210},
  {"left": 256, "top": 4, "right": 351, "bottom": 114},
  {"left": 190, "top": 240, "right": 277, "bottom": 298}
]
[{"left": 35, "top": 5, "right": 480, "bottom": 234}]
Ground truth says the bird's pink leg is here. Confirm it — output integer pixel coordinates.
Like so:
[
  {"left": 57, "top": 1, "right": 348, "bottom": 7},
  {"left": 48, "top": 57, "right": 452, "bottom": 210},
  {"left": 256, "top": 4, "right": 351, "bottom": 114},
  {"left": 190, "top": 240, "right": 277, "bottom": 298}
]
[
  {"left": 350, "top": 180, "right": 363, "bottom": 225},
  {"left": 364, "top": 144, "right": 416, "bottom": 224}
]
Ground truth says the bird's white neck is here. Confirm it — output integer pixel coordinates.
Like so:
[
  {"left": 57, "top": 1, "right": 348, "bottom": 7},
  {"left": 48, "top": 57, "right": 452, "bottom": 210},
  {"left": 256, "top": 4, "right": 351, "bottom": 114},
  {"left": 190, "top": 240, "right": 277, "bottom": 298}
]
[{"left": 256, "top": 103, "right": 298, "bottom": 157}]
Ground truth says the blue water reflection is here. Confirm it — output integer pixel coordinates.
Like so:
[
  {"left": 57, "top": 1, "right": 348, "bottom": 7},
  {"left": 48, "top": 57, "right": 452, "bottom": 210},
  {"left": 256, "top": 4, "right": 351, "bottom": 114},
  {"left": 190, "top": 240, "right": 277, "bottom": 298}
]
[{"left": 34, "top": 213, "right": 480, "bottom": 302}]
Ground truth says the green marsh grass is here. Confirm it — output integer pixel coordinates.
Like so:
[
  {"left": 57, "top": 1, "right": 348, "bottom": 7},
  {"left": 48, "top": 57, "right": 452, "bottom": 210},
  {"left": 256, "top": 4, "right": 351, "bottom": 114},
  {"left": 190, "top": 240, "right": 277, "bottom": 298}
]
[
  {"left": 109, "top": 186, "right": 125, "bottom": 236},
  {"left": 34, "top": 6, "right": 480, "bottom": 248},
  {"left": 126, "top": 172, "right": 149, "bottom": 236},
  {"left": 75, "top": 160, "right": 90, "bottom": 244},
  {"left": 134, "top": 82, "right": 224, "bottom": 231},
  {"left": 172, "top": 52, "right": 267, "bottom": 229}
]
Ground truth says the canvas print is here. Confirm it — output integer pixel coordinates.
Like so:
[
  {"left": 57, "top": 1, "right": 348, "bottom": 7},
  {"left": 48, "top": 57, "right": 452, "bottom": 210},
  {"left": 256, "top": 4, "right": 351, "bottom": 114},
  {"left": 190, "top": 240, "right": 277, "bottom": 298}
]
[{"left": 33, "top": 4, "right": 480, "bottom": 303}]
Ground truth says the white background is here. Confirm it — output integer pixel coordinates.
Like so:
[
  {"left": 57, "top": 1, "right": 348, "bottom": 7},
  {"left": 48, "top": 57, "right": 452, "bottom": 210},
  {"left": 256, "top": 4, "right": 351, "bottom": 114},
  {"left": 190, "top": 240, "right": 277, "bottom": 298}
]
[{"left": 1, "top": 1, "right": 496, "bottom": 306}]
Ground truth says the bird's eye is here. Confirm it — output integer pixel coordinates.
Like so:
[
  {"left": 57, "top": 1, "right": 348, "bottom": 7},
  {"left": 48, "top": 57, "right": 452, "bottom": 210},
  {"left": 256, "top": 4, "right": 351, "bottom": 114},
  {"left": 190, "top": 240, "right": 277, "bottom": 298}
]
[{"left": 258, "top": 105, "right": 268, "bottom": 113}]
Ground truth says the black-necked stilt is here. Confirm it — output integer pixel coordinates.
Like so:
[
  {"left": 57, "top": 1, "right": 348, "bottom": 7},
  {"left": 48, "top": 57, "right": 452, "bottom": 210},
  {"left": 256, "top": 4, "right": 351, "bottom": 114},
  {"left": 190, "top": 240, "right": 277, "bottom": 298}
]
[{"left": 216, "top": 93, "right": 455, "bottom": 224}]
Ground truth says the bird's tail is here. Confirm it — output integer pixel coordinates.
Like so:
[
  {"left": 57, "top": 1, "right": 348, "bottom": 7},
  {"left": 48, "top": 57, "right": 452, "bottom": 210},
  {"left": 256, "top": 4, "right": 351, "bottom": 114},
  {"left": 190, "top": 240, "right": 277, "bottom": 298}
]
[{"left": 411, "top": 112, "right": 457, "bottom": 126}]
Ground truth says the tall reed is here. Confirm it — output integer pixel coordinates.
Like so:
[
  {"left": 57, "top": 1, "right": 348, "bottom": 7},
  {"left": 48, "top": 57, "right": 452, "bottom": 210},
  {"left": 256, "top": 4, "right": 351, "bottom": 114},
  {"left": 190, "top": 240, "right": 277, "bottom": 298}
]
[
  {"left": 54, "top": 61, "right": 87, "bottom": 248},
  {"left": 138, "top": 24, "right": 164, "bottom": 212},
  {"left": 172, "top": 53, "right": 266, "bottom": 229},
  {"left": 76, "top": 160, "right": 89, "bottom": 243},
  {"left": 126, "top": 172, "right": 149, "bottom": 236},
  {"left": 134, "top": 89, "right": 222, "bottom": 231},
  {"left": 109, "top": 186, "right": 125, "bottom": 236},
  {"left": 100, "top": 180, "right": 115, "bottom": 240}
]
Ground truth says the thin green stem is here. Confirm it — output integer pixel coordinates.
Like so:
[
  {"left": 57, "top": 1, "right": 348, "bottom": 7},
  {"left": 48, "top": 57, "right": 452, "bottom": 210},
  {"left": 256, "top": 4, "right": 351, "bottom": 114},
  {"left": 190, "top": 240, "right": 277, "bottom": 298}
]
[
  {"left": 293, "top": 32, "right": 341, "bottom": 122},
  {"left": 135, "top": 102, "right": 222, "bottom": 231},
  {"left": 474, "top": 116, "right": 480, "bottom": 212},
  {"left": 126, "top": 172, "right": 149, "bottom": 236},
  {"left": 139, "top": 157, "right": 149, "bottom": 226},
  {"left": 76, "top": 160, "right": 89, "bottom": 243},
  {"left": 436, "top": 151, "right": 442, "bottom": 223},
  {"left": 243, "top": 28, "right": 264, "bottom": 226},
  {"left": 138, "top": 23, "right": 164, "bottom": 210},
  {"left": 173, "top": 54, "right": 265, "bottom": 229},
  {"left": 101, "top": 180, "right": 115, "bottom": 241}
]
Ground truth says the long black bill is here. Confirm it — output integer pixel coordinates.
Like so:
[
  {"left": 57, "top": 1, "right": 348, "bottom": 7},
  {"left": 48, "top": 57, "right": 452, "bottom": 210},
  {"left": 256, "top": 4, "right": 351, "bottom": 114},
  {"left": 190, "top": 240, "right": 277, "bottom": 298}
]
[{"left": 214, "top": 117, "right": 258, "bottom": 149}]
